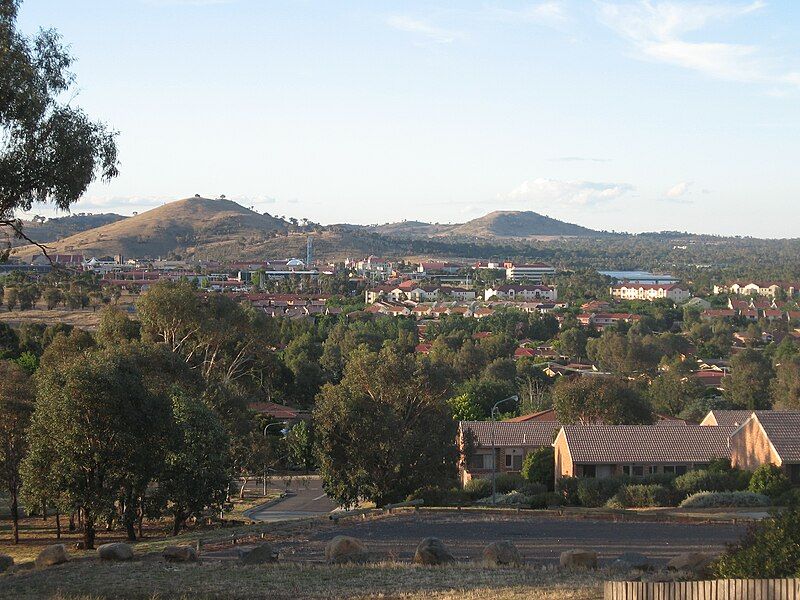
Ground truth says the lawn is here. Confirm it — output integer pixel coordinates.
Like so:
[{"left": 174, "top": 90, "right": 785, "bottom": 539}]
[{"left": 0, "top": 560, "right": 604, "bottom": 600}]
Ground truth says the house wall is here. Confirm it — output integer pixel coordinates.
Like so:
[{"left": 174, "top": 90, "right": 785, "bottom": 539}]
[
  {"left": 553, "top": 433, "right": 573, "bottom": 481},
  {"left": 730, "top": 419, "right": 782, "bottom": 471}
]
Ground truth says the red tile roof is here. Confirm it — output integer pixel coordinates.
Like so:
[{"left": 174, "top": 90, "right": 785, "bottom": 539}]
[
  {"left": 749, "top": 411, "right": 800, "bottom": 462},
  {"left": 460, "top": 421, "right": 561, "bottom": 447}
]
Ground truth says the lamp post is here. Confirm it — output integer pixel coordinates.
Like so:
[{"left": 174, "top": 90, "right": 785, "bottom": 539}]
[
  {"left": 491, "top": 395, "right": 519, "bottom": 505},
  {"left": 263, "top": 422, "right": 287, "bottom": 496}
]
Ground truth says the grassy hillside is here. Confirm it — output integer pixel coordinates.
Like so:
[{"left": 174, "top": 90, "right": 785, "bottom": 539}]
[
  {"left": 1, "top": 213, "right": 127, "bottom": 248},
  {"left": 13, "top": 197, "right": 288, "bottom": 260}
]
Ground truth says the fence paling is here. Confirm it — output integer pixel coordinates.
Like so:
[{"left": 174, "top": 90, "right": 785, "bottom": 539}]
[{"left": 604, "top": 579, "right": 800, "bottom": 600}]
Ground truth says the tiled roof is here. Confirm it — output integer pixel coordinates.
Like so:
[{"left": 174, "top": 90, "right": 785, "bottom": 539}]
[
  {"left": 506, "top": 409, "right": 559, "bottom": 423},
  {"left": 559, "top": 425, "right": 736, "bottom": 464},
  {"left": 460, "top": 421, "right": 561, "bottom": 447},
  {"left": 752, "top": 412, "right": 800, "bottom": 462},
  {"left": 703, "top": 410, "right": 752, "bottom": 426}
]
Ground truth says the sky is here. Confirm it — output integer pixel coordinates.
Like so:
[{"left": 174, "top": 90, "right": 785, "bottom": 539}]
[{"left": 16, "top": 0, "right": 800, "bottom": 237}]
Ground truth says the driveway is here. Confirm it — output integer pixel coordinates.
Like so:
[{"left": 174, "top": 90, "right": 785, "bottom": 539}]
[{"left": 245, "top": 476, "right": 337, "bottom": 522}]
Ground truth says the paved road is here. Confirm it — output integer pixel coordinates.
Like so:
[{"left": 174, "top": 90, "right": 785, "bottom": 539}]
[{"left": 245, "top": 476, "right": 337, "bottom": 522}]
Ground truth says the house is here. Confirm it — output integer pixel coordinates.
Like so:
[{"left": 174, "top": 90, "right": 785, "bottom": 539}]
[
  {"left": 365, "top": 285, "right": 404, "bottom": 304},
  {"left": 407, "top": 285, "right": 440, "bottom": 302},
  {"left": 506, "top": 409, "right": 560, "bottom": 423},
  {"left": 553, "top": 425, "right": 736, "bottom": 481},
  {"left": 699, "top": 410, "right": 754, "bottom": 427},
  {"left": 504, "top": 262, "right": 555, "bottom": 283},
  {"left": 717, "top": 281, "right": 799, "bottom": 298},
  {"left": 683, "top": 297, "right": 712, "bottom": 310},
  {"left": 729, "top": 411, "right": 800, "bottom": 483},
  {"left": 458, "top": 420, "right": 561, "bottom": 485},
  {"left": 610, "top": 283, "right": 691, "bottom": 303},
  {"left": 691, "top": 370, "right": 727, "bottom": 389},
  {"left": 442, "top": 286, "right": 477, "bottom": 301},
  {"left": 700, "top": 309, "right": 736, "bottom": 321},
  {"left": 484, "top": 284, "right": 557, "bottom": 302}
]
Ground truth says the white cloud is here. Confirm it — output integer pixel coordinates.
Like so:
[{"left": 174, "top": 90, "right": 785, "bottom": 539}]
[
  {"left": 486, "top": 2, "right": 568, "bottom": 26},
  {"left": 665, "top": 181, "right": 692, "bottom": 198},
  {"left": 597, "top": 1, "right": 800, "bottom": 87},
  {"left": 386, "top": 15, "right": 464, "bottom": 44},
  {"left": 507, "top": 178, "right": 634, "bottom": 206}
]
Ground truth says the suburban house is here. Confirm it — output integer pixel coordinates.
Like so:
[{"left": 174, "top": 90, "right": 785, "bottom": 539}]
[
  {"left": 609, "top": 283, "right": 691, "bottom": 303},
  {"left": 504, "top": 262, "right": 555, "bottom": 283},
  {"left": 484, "top": 284, "right": 557, "bottom": 302},
  {"left": 714, "top": 281, "right": 799, "bottom": 298},
  {"left": 729, "top": 411, "right": 800, "bottom": 483},
  {"left": 458, "top": 420, "right": 561, "bottom": 485},
  {"left": 553, "top": 425, "right": 735, "bottom": 481}
]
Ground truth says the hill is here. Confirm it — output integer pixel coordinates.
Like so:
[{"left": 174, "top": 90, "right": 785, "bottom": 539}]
[
  {"left": 2, "top": 213, "right": 127, "bottom": 248},
  {"left": 365, "top": 210, "right": 598, "bottom": 239},
  {"left": 13, "top": 197, "right": 288, "bottom": 260}
]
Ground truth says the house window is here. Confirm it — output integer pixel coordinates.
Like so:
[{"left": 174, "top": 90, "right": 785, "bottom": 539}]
[
  {"left": 622, "top": 465, "right": 630, "bottom": 476},
  {"left": 647, "top": 466, "right": 657, "bottom": 475},
  {"left": 467, "top": 453, "right": 493, "bottom": 471},
  {"left": 582, "top": 464, "right": 597, "bottom": 478},
  {"left": 675, "top": 465, "right": 687, "bottom": 476},
  {"left": 663, "top": 466, "right": 675, "bottom": 474},
  {"left": 505, "top": 450, "right": 523, "bottom": 471},
  {"left": 632, "top": 466, "right": 644, "bottom": 477}
]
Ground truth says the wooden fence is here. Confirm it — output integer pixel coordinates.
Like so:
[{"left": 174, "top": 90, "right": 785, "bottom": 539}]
[{"left": 604, "top": 579, "right": 800, "bottom": 600}]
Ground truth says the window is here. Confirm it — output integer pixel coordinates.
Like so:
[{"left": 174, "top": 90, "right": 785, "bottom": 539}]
[
  {"left": 647, "top": 466, "right": 657, "bottom": 475},
  {"left": 582, "top": 464, "right": 597, "bottom": 478},
  {"left": 675, "top": 465, "right": 687, "bottom": 476},
  {"left": 468, "top": 453, "right": 493, "bottom": 470},
  {"left": 505, "top": 451, "right": 523, "bottom": 471},
  {"left": 622, "top": 465, "right": 630, "bottom": 476},
  {"left": 632, "top": 466, "right": 644, "bottom": 477},
  {"left": 663, "top": 466, "right": 675, "bottom": 474}
]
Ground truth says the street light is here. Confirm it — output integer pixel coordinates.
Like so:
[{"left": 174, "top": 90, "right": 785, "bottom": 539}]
[
  {"left": 263, "top": 422, "right": 288, "bottom": 495},
  {"left": 491, "top": 395, "right": 519, "bottom": 505}
]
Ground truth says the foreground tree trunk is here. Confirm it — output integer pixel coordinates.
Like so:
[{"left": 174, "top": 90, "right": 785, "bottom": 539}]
[
  {"left": 123, "top": 490, "right": 137, "bottom": 541},
  {"left": 9, "top": 488, "right": 19, "bottom": 544},
  {"left": 56, "top": 511, "right": 61, "bottom": 540},
  {"left": 172, "top": 510, "right": 186, "bottom": 536},
  {"left": 83, "top": 509, "right": 96, "bottom": 550}
]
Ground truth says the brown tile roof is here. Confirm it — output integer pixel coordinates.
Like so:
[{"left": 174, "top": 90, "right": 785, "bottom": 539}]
[
  {"left": 460, "top": 421, "right": 560, "bottom": 448},
  {"left": 506, "top": 409, "right": 559, "bottom": 423},
  {"left": 559, "top": 425, "right": 736, "bottom": 464},
  {"left": 751, "top": 412, "right": 800, "bottom": 462},
  {"left": 702, "top": 410, "right": 753, "bottom": 427}
]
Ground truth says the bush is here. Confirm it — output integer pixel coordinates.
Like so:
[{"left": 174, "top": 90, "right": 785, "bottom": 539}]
[
  {"left": 529, "top": 492, "right": 564, "bottom": 509},
  {"left": 714, "top": 505, "right": 800, "bottom": 578},
  {"left": 475, "top": 491, "right": 529, "bottom": 506},
  {"left": 519, "top": 482, "right": 547, "bottom": 496},
  {"left": 494, "top": 473, "right": 527, "bottom": 494},
  {"left": 406, "top": 486, "right": 446, "bottom": 506},
  {"left": 556, "top": 477, "right": 580, "bottom": 505},
  {"left": 776, "top": 487, "right": 800, "bottom": 507},
  {"left": 679, "top": 491, "right": 771, "bottom": 509},
  {"left": 607, "top": 484, "right": 671, "bottom": 508},
  {"left": 577, "top": 477, "right": 627, "bottom": 508},
  {"left": 749, "top": 464, "right": 791, "bottom": 499},
  {"left": 463, "top": 477, "right": 492, "bottom": 500},
  {"left": 521, "top": 447, "right": 555, "bottom": 491},
  {"left": 674, "top": 469, "right": 751, "bottom": 495}
]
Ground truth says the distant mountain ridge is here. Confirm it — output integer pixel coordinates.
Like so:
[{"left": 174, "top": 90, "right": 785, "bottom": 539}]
[{"left": 362, "top": 210, "right": 599, "bottom": 239}]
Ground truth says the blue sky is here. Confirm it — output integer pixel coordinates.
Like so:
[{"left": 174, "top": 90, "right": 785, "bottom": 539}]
[{"left": 17, "top": 1, "right": 800, "bottom": 237}]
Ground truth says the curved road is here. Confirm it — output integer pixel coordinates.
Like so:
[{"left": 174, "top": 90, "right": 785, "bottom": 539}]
[{"left": 245, "top": 476, "right": 337, "bottom": 522}]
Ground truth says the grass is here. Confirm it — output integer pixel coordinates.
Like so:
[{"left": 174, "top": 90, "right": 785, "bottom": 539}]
[{"left": 0, "top": 560, "right": 604, "bottom": 599}]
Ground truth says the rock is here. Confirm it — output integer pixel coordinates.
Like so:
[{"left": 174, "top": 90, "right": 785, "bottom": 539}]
[
  {"left": 98, "top": 542, "right": 134, "bottom": 561},
  {"left": 482, "top": 541, "right": 522, "bottom": 566},
  {"left": 413, "top": 537, "right": 455, "bottom": 566},
  {"left": 238, "top": 543, "right": 278, "bottom": 565},
  {"left": 35, "top": 544, "right": 69, "bottom": 568},
  {"left": 0, "top": 554, "right": 13, "bottom": 573},
  {"left": 667, "top": 552, "right": 712, "bottom": 574},
  {"left": 612, "top": 552, "right": 652, "bottom": 571},
  {"left": 559, "top": 549, "right": 597, "bottom": 570},
  {"left": 162, "top": 545, "right": 198, "bottom": 562},
  {"left": 324, "top": 536, "right": 368, "bottom": 564}
]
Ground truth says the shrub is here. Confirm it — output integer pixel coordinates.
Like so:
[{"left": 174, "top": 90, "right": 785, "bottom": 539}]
[
  {"left": 577, "top": 477, "right": 627, "bottom": 508},
  {"left": 713, "top": 505, "right": 800, "bottom": 578},
  {"left": 521, "top": 447, "right": 555, "bottom": 491},
  {"left": 607, "top": 484, "right": 671, "bottom": 508},
  {"left": 406, "top": 486, "right": 446, "bottom": 506},
  {"left": 674, "top": 469, "right": 750, "bottom": 495},
  {"left": 463, "top": 477, "right": 492, "bottom": 500},
  {"left": 494, "top": 473, "right": 527, "bottom": 494},
  {"left": 475, "top": 491, "right": 529, "bottom": 506},
  {"left": 556, "top": 477, "right": 580, "bottom": 505},
  {"left": 749, "top": 464, "right": 791, "bottom": 499},
  {"left": 519, "top": 482, "right": 547, "bottom": 496},
  {"left": 679, "top": 491, "right": 771, "bottom": 509},
  {"left": 529, "top": 492, "right": 564, "bottom": 509},
  {"left": 776, "top": 487, "right": 800, "bottom": 507}
]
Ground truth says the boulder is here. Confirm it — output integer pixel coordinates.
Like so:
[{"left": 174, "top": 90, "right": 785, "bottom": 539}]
[
  {"left": 413, "top": 537, "right": 455, "bottom": 566},
  {"left": 612, "top": 552, "right": 652, "bottom": 571},
  {"left": 162, "top": 545, "right": 198, "bottom": 562},
  {"left": 559, "top": 549, "right": 597, "bottom": 570},
  {"left": 324, "top": 536, "right": 368, "bottom": 564},
  {"left": 667, "top": 552, "right": 712, "bottom": 574},
  {"left": 482, "top": 541, "right": 522, "bottom": 567},
  {"left": 238, "top": 543, "right": 278, "bottom": 565},
  {"left": 0, "top": 554, "right": 13, "bottom": 573},
  {"left": 98, "top": 542, "right": 134, "bottom": 561},
  {"left": 35, "top": 544, "right": 69, "bottom": 568}
]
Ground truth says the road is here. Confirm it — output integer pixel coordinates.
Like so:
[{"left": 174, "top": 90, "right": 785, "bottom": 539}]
[{"left": 245, "top": 476, "right": 337, "bottom": 522}]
